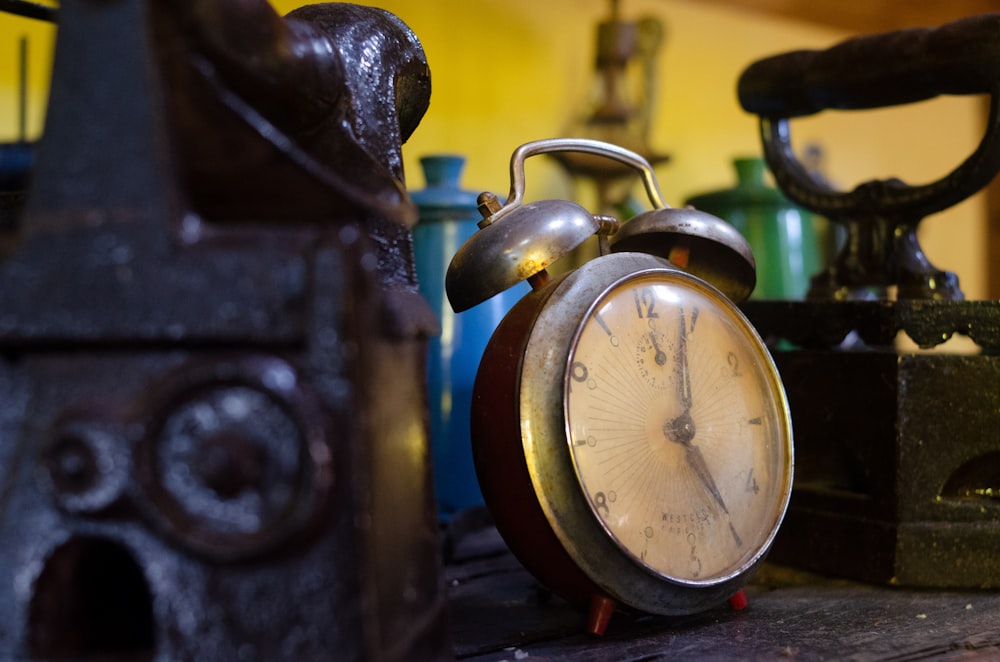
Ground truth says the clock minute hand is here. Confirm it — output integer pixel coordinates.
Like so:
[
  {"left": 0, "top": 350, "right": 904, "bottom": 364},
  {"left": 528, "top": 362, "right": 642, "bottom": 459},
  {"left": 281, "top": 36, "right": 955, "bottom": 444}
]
[
  {"left": 666, "top": 307, "right": 694, "bottom": 445},
  {"left": 665, "top": 307, "right": 710, "bottom": 487},
  {"left": 663, "top": 308, "right": 738, "bottom": 533},
  {"left": 675, "top": 307, "right": 692, "bottom": 412},
  {"left": 664, "top": 419, "right": 741, "bottom": 546}
]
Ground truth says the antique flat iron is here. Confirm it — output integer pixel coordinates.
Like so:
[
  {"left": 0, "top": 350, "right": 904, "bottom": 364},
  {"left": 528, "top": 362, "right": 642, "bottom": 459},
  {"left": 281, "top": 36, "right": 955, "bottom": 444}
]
[{"left": 737, "top": 13, "right": 1000, "bottom": 587}]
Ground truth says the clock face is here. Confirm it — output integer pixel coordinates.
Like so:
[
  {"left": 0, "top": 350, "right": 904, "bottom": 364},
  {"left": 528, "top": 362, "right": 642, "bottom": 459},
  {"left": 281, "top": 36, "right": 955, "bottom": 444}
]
[{"left": 564, "top": 271, "right": 790, "bottom": 585}]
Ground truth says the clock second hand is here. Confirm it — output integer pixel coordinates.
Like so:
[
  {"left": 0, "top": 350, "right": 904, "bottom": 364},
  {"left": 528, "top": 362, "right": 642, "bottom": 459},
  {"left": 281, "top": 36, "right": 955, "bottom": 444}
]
[{"left": 663, "top": 307, "right": 743, "bottom": 548}]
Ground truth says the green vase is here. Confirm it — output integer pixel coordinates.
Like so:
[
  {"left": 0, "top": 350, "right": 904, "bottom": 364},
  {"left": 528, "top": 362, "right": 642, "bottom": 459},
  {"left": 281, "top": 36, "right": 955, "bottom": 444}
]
[{"left": 685, "top": 157, "right": 824, "bottom": 300}]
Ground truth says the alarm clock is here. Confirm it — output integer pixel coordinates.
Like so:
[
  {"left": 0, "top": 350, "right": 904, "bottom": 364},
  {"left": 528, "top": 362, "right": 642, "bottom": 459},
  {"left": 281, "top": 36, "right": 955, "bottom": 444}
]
[{"left": 446, "top": 138, "right": 793, "bottom": 634}]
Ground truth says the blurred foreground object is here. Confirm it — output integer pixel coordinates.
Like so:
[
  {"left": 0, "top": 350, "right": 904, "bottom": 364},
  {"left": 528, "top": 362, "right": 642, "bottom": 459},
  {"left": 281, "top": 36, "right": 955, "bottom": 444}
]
[{"left": 0, "top": 1, "right": 448, "bottom": 660}]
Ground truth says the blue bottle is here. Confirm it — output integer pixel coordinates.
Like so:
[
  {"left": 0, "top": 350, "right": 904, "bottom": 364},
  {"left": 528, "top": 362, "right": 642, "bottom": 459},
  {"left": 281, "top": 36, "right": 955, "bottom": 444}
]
[{"left": 411, "top": 155, "right": 526, "bottom": 520}]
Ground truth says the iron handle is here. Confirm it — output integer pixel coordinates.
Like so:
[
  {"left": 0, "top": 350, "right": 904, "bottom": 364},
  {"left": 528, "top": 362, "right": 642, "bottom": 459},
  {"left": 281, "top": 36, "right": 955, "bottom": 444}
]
[{"left": 738, "top": 13, "right": 1000, "bottom": 118}]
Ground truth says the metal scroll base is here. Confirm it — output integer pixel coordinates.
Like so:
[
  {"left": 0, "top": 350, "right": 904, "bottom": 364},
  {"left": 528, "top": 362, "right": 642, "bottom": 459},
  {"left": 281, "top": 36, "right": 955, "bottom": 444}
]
[
  {"left": 747, "top": 299, "right": 1000, "bottom": 351},
  {"left": 743, "top": 299, "right": 1000, "bottom": 588}
]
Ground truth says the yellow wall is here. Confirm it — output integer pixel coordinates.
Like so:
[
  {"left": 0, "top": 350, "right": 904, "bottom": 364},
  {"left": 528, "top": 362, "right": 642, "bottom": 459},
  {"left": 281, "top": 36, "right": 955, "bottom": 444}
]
[
  {"left": 1, "top": 1, "right": 988, "bottom": 298},
  {"left": 0, "top": 11, "right": 54, "bottom": 141}
]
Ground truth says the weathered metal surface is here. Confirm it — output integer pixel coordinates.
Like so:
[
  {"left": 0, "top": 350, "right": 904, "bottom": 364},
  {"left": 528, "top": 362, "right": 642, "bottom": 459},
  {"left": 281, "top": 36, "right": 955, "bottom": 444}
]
[
  {"left": 0, "top": 1, "right": 447, "bottom": 660},
  {"left": 0, "top": 191, "right": 24, "bottom": 232},
  {"left": 736, "top": 14, "right": 1000, "bottom": 589},
  {"left": 761, "top": 350, "right": 1000, "bottom": 588},
  {"left": 738, "top": 13, "right": 1000, "bottom": 301},
  {"left": 0, "top": 0, "right": 55, "bottom": 22}
]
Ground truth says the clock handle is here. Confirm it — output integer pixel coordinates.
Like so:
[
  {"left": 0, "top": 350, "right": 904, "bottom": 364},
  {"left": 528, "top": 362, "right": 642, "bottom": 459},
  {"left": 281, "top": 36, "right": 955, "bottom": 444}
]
[
  {"left": 492, "top": 138, "right": 667, "bottom": 226},
  {"left": 447, "top": 138, "right": 674, "bottom": 312}
]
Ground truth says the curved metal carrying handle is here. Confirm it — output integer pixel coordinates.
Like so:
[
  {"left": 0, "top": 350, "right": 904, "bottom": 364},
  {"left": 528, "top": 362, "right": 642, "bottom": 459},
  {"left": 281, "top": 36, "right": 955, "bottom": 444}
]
[
  {"left": 446, "top": 139, "right": 670, "bottom": 312},
  {"left": 738, "top": 13, "right": 1000, "bottom": 118},
  {"left": 764, "top": 96, "right": 1000, "bottom": 221},
  {"left": 492, "top": 138, "right": 668, "bottom": 223}
]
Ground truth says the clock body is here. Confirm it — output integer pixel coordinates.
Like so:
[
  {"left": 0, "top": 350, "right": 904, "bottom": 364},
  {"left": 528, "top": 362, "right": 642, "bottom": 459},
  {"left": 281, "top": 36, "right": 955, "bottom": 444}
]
[{"left": 471, "top": 251, "right": 793, "bottom": 616}]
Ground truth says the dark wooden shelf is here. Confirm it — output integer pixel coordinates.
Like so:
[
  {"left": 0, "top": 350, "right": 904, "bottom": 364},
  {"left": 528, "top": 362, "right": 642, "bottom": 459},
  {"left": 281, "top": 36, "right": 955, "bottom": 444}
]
[{"left": 445, "top": 517, "right": 1000, "bottom": 660}]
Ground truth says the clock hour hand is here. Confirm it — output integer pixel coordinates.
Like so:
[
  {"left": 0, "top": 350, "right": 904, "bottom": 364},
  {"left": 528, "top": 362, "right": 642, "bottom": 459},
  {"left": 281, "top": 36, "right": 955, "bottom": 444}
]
[
  {"left": 648, "top": 331, "right": 667, "bottom": 367},
  {"left": 678, "top": 436, "right": 729, "bottom": 515}
]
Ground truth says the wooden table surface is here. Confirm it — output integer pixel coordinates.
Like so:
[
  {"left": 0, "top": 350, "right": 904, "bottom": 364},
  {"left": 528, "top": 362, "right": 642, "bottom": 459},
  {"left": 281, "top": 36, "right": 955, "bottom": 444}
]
[{"left": 444, "top": 512, "right": 1000, "bottom": 661}]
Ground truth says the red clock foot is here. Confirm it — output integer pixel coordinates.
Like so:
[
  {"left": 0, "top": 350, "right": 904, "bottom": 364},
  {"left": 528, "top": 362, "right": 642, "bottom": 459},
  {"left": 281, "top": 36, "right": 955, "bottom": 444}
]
[
  {"left": 728, "top": 588, "right": 748, "bottom": 611},
  {"left": 587, "top": 593, "right": 617, "bottom": 635}
]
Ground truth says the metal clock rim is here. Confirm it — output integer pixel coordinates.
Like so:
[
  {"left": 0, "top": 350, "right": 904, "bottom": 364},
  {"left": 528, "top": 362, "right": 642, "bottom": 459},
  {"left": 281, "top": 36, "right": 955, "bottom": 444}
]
[{"left": 518, "top": 251, "right": 794, "bottom": 614}]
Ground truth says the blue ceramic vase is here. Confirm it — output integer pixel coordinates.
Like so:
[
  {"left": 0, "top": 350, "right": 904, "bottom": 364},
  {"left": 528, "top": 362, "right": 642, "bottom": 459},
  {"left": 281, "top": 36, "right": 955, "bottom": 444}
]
[{"left": 412, "top": 155, "right": 526, "bottom": 520}]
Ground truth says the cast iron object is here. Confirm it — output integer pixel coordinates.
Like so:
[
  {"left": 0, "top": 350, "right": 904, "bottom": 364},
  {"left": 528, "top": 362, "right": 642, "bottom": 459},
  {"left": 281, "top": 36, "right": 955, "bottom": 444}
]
[
  {"left": 738, "top": 13, "right": 1000, "bottom": 301},
  {"left": 0, "top": 0, "right": 56, "bottom": 22},
  {"left": 0, "top": 1, "right": 447, "bottom": 661},
  {"left": 746, "top": 299, "right": 1000, "bottom": 352},
  {"left": 737, "top": 15, "right": 1000, "bottom": 589},
  {"left": 765, "top": 351, "right": 1000, "bottom": 588}
]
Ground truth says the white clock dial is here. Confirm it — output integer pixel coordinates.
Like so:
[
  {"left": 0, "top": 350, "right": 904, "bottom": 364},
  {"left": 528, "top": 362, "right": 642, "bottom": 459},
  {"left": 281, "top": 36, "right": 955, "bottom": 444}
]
[{"left": 565, "top": 271, "right": 789, "bottom": 584}]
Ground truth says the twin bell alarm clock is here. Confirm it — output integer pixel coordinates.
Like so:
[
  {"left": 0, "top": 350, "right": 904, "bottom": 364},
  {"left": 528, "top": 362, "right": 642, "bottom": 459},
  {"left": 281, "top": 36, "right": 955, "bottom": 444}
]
[{"left": 445, "top": 138, "right": 793, "bottom": 635}]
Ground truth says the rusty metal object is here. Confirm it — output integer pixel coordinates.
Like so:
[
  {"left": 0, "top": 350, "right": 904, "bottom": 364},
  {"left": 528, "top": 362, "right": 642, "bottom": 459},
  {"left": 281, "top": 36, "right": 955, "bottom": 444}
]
[
  {"left": 0, "top": 34, "right": 35, "bottom": 231},
  {"left": 0, "top": 1, "right": 447, "bottom": 660},
  {"left": 738, "top": 13, "right": 1000, "bottom": 301},
  {"left": 737, "top": 14, "right": 1000, "bottom": 588},
  {"left": 0, "top": 0, "right": 55, "bottom": 21}
]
